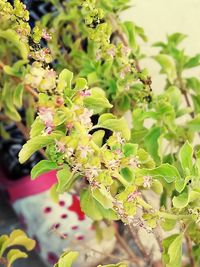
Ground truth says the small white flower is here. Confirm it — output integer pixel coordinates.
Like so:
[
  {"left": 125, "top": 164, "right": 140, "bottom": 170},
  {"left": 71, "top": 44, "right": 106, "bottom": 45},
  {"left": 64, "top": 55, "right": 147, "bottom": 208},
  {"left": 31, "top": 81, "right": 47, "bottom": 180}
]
[
  {"left": 129, "top": 157, "right": 140, "bottom": 168},
  {"left": 77, "top": 145, "right": 93, "bottom": 158},
  {"left": 121, "top": 45, "right": 131, "bottom": 56},
  {"left": 143, "top": 175, "right": 152, "bottom": 188},
  {"left": 119, "top": 65, "right": 131, "bottom": 80},
  {"left": 113, "top": 132, "right": 125, "bottom": 145},
  {"left": 85, "top": 165, "right": 99, "bottom": 178},
  {"left": 79, "top": 108, "right": 93, "bottom": 128},
  {"left": 39, "top": 107, "right": 54, "bottom": 134},
  {"left": 114, "top": 149, "right": 123, "bottom": 159},
  {"left": 107, "top": 159, "right": 119, "bottom": 169},
  {"left": 107, "top": 47, "right": 116, "bottom": 58}
]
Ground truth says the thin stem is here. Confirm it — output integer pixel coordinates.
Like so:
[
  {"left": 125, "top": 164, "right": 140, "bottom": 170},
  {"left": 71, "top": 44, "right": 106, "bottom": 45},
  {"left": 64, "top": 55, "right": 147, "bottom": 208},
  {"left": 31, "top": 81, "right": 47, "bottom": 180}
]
[
  {"left": 114, "top": 228, "right": 143, "bottom": 266},
  {"left": 24, "top": 84, "right": 39, "bottom": 99},
  {"left": 185, "top": 234, "right": 195, "bottom": 267},
  {"left": 51, "top": 228, "right": 136, "bottom": 265},
  {"left": 128, "top": 225, "right": 149, "bottom": 259},
  {"left": 177, "top": 73, "right": 194, "bottom": 118}
]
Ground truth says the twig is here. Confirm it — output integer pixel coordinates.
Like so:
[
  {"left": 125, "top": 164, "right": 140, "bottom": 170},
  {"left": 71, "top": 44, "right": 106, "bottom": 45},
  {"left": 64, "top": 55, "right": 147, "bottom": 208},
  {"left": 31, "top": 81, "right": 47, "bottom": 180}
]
[
  {"left": 128, "top": 225, "right": 149, "bottom": 259},
  {"left": 177, "top": 74, "right": 194, "bottom": 118},
  {"left": 51, "top": 228, "right": 132, "bottom": 264},
  {"left": 24, "top": 84, "right": 38, "bottom": 99},
  {"left": 185, "top": 234, "right": 195, "bottom": 267},
  {"left": 114, "top": 228, "right": 143, "bottom": 265}
]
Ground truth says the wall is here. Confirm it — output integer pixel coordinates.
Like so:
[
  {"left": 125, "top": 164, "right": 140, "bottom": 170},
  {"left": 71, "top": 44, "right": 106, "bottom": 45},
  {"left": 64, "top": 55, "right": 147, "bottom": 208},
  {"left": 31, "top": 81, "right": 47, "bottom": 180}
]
[{"left": 121, "top": 0, "right": 200, "bottom": 91}]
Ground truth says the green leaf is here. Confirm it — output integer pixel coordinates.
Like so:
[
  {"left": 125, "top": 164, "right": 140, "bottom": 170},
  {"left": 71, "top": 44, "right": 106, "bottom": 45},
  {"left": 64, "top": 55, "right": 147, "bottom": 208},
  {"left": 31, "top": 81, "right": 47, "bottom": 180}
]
[
  {"left": 30, "top": 117, "right": 45, "bottom": 138},
  {"left": 154, "top": 54, "right": 176, "bottom": 83},
  {"left": 97, "top": 113, "right": 130, "bottom": 140},
  {"left": 122, "top": 143, "right": 138, "bottom": 157},
  {"left": 0, "top": 29, "right": 29, "bottom": 59},
  {"left": 161, "top": 218, "right": 177, "bottom": 231},
  {"left": 120, "top": 167, "right": 134, "bottom": 183},
  {"left": 186, "top": 77, "right": 200, "bottom": 95},
  {"left": 151, "top": 180, "right": 163, "bottom": 195},
  {"left": 167, "top": 234, "right": 183, "bottom": 267},
  {"left": 92, "top": 185, "right": 114, "bottom": 209},
  {"left": 139, "top": 164, "right": 181, "bottom": 183},
  {"left": 179, "top": 141, "right": 193, "bottom": 175},
  {"left": 56, "top": 166, "right": 75, "bottom": 193},
  {"left": 7, "top": 249, "right": 27, "bottom": 267},
  {"left": 144, "top": 127, "right": 162, "bottom": 164},
  {"left": 4, "top": 104, "right": 21, "bottom": 121},
  {"left": 0, "top": 235, "right": 9, "bottom": 257},
  {"left": 167, "top": 33, "right": 187, "bottom": 46},
  {"left": 2, "top": 83, "right": 21, "bottom": 121},
  {"left": 192, "top": 95, "right": 200, "bottom": 114},
  {"left": 80, "top": 189, "right": 103, "bottom": 220},
  {"left": 74, "top": 78, "right": 87, "bottom": 91},
  {"left": 172, "top": 188, "right": 189, "bottom": 208},
  {"left": 80, "top": 189, "right": 117, "bottom": 221},
  {"left": 9, "top": 230, "right": 35, "bottom": 251},
  {"left": 184, "top": 54, "right": 200, "bottom": 69},
  {"left": 57, "top": 69, "right": 73, "bottom": 94},
  {"left": 123, "top": 21, "right": 137, "bottom": 52},
  {"left": 19, "top": 133, "right": 61, "bottom": 163},
  {"left": 13, "top": 84, "right": 24, "bottom": 108},
  {"left": 163, "top": 234, "right": 182, "bottom": 267},
  {"left": 188, "top": 115, "right": 200, "bottom": 132},
  {"left": 189, "top": 190, "right": 200, "bottom": 203},
  {"left": 31, "top": 160, "right": 57, "bottom": 180},
  {"left": 84, "top": 87, "right": 112, "bottom": 114},
  {"left": 54, "top": 251, "right": 79, "bottom": 267},
  {"left": 92, "top": 130, "right": 105, "bottom": 147},
  {"left": 164, "top": 86, "right": 181, "bottom": 111}
]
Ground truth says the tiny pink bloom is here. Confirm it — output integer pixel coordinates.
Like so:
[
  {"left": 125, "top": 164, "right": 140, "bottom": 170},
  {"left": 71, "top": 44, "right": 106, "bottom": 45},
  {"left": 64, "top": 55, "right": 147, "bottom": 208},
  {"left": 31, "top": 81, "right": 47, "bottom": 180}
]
[
  {"left": 55, "top": 141, "right": 66, "bottom": 153},
  {"left": 121, "top": 45, "right": 131, "bottom": 56},
  {"left": 79, "top": 108, "right": 93, "bottom": 128},
  {"left": 85, "top": 165, "right": 99, "bottom": 178},
  {"left": 66, "top": 122, "right": 74, "bottom": 130},
  {"left": 42, "top": 29, "right": 52, "bottom": 41},
  {"left": 127, "top": 190, "right": 141, "bottom": 202},
  {"left": 129, "top": 157, "right": 140, "bottom": 168},
  {"left": 79, "top": 90, "right": 91, "bottom": 97},
  {"left": 77, "top": 145, "right": 93, "bottom": 158},
  {"left": 89, "top": 179, "right": 101, "bottom": 189},
  {"left": 39, "top": 107, "right": 53, "bottom": 125},
  {"left": 55, "top": 96, "right": 64, "bottom": 106},
  {"left": 107, "top": 47, "right": 116, "bottom": 58},
  {"left": 114, "top": 132, "right": 125, "bottom": 145}
]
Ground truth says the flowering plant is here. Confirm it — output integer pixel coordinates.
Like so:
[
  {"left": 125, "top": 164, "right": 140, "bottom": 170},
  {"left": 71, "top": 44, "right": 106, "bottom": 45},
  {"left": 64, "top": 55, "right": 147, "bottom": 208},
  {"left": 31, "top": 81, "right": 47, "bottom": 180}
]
[{"left": 1, "top": 0, "right": 200, "bottom": 267}]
